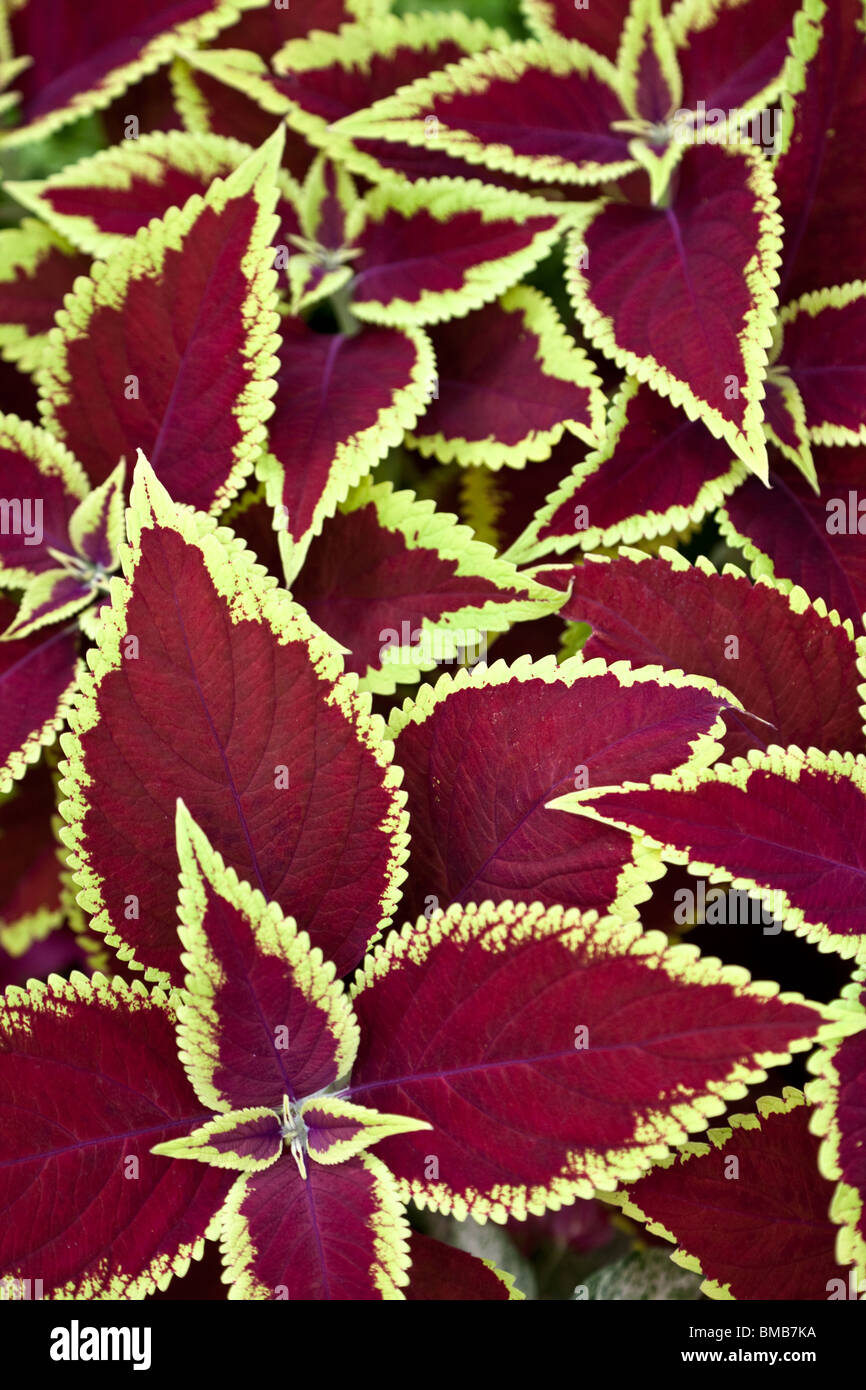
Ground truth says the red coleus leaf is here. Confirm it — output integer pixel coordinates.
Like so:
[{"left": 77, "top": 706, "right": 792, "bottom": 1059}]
[
  {"left": 405, "top": 1232, "right": 520, "bottom": 1300},
  {"left": 774, "top": 0, "right": 866, "bottom": 300},
  {"left": 0, "top": 596, "right": 81, "bottom": 795},
  {"left": 336, "top": 37, "right": 638, "bottom": 187},
  {"left": 347, "top": 900, "right": 834, "bottom": 1220},
  {"left": 210, "top": 0, "right": 373, "bottom": 56},
  {"left": 574, "top": 748, "right": 866, "bottom": 959},
  {"left": 4, "top": 0, "right": 247, "bottom": 143},
  {"left": 0, "top": 415, "right": 88, "bottom": 586},
  {"left": 0, "top": 973, "right": 230, "bottom": 1298},
  {"left": 617, "top": 0, "right": 682, "bottom": 125},
  {"left": 669, "top": 0, "right": 801, "bottom": 119},
  {"left": 809, "top": 972, "right": 866, "bottom": 1284},
  {"left": 0, "top": 761, "right": 64, "bottom": 953},
  {"left": 0, "top": 220, "right": 92, "bottom": 375},
  {"left": 776, "top": 284, "right": 866, "bottom": 447},
  {"left": 7, "top": 131, "right": 263, "bottom": 260},
  {"left": 220, "top": 1151, "right": 411, "bottom": 1299},
  {"left": 609, "top": 1089, "right": 850, "bottom": 1300},
  {"left": 388, "top": 655, "right": 736, "bottom": 925},
  {"left": 506, "top": 379, "right": 744, "bottom": 564},
  {"left": 719, "top": 446, "right": 866, "bottom": 631},
  {"left": 541, "top": 547, "right": 866, "bottom": 758},
  {"left": 407, "top": 287, "right": 606, "bottom": 468},
  {"left": 521, "top": 0, "right": 633, "bottom": 59},
  {"left": 290, "top": 477, "right": 562, "bottom": 693},
  {"left": 37, "top": 132, "right": 284, "bottom": 515},
  {"left": 258, "top": 315, "right": 432, "bottom": 581},
  {"left": 59, "top": 460, "right": 407, "bottom": 985},
  {"left": 566, "top": 137, "right": 782, "bottom": 477},
  {"left": 173, "top": 802, "right": 359, "bottom": 1112}
]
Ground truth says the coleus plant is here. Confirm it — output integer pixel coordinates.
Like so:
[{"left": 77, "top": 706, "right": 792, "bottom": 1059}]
[{"left": 1, "top": 0, "right": 866, "bottom": 1302}]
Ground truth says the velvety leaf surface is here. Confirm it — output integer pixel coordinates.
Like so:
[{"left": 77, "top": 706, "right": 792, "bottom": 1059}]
[
  {"left": 0, "top": 973, "right": 230, "bottom": 1297},
  {"left": 774, "top": 0, "right": 866, "bottom": 299},
  {"left": 260, "top": 316, "right": 431, "bottom": 579},
  {"left": 0, "top": 762, "right": 64, "bottom": 951},
  {"left": 507, "top": 381, "right": 743, "bottom": 563},
  {"left": 521, "top": 0, "right": 631, "bottom": 58},
  {"left": 221, "top": 1151, "right": 411, "bottom": 1299},
  {"left": 0, "top": 415, "right": 88, "bottom": 585},
  {"left": 809, "top": 974, "right": 866, "bottom": 1279},
  {"left": 347, "top": 901, "right": 831, "bottom": 1220},
  {"left": 407, "top": 287, "right": 605, "bottom": 467},
  {"left": 580, "top": 749, "right": 866, "bottom": 958},
  {"left": 405, "top": 1232, "right": 517, "bottom": 1300},
  {"left": 542, "top": 549, "right": 866, "bottom": 757},
  {"left": 611, "top": 1090, "right": 847, "bottom": 1300},
  {"left": 211, "top": 0, "right": 363, "bottom": 53},
  {"left": 174, "top": 807, "right": 359, "bottom": 1112},
  {"left": 291, "top": 478, "right": 559, "bottom": 692},
  {"left": 671, "top": 0, "right": 800, "bottom": 116},
  {"left": 388, "top": 656, "right": 734, "bottom": 925},
  {"left": 778, "top": 287, "right": 866, "bottom": 445},
  {"left": 720, "top": 446, "right": 866, "bottom": 630},
  {"left": 6, "top": 0, "right": 245, "bottom": 139},
  {"left": 0, "top": 597, "right": 81, "bottom": 794},
  {"left": 567, "top": 139, "right": 782, "bottom": 476},
  {"left": 38, "top": 134, "right": 283, "bottom": 515},
  {"left": 0, "top": 221, "right": 92, "bottom": 374},
  {"left": 60, "top": 462, "right": 407, "bottom": 986}
]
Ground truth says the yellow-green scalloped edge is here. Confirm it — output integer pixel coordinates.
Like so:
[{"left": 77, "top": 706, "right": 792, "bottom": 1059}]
[
  {"left": 36, "top": 127, "right": 286, "bottom": 519},
  {"left": 269, "top": 12, "right": 514, "bottom": 184},
  {"left": 260, "top": 320, "right": 434, "bottom": 586},
  {"left": 763, "top": 364, "right": 817, "bottom": 485},
  {"left": 0, "top": 219, "right": 89, "bottom": 375},
  {"left": 502, "top": 377, "right": 747, "bottom": 565},
  {"left": 152, "top": 1105, "right": 283, "bottom": 1172},
  {"left": 56, "top": 454, "right": 410, "bottom": 987},
  {"left": 5, "top": 130, "right": 268, "bottom": 260},
  {"left": 68, "top": 459, "right": 125, "bottom": 566},
  {"left": 349, "top": 899, "right": 842, "bottom": 1223},
  {"left": 285, "top": 152, "right": 360, "bottom": 316},
  {"left": 174, "top": 801, "right": 361, "bottom": 1113},
  {"left": 556, "top": 743, "right": 866, "bottom": 962},
  {"left": 780, "top": 282, "right": 866, "bottom": 447},
  {"left": 0, "top": 632, "right": 83, "bottom": 797},
  {"left": 603, "top": 1087, "right": 841, "bottom": 1300},
  {"left": 386, "top": 648, "right": 739, "bottom": 926},
  {"left": 0, "top": 412, "right": 88, "bottom": 588},
  {"left": 2, "top": 568, "right": 94, "bottom": 640},
  {"left": 616, "top": 0, "right": 683, "bottom": 120},
  {"left": 219, "top": 1150, "right": 412, "bottom": 1299},
  {"left": 406, "top": 284, "right": 607, "bottom": 468},
  {"left": 0, "top": 762, "right": 67, "bottom": 954},
  {"left": 668, "top": 0, "right": 808, "bottom": 119},
  {"left": 0, "top": 968, "right": 221, "bottom": 1299},
  {"left": 771, "top": 0, "right": 826, "bottom": 171},
  {"left": 518, "top": 0, "right": 569, "bottom": 43},
  {"left": 563, "top": 133, "right": 784, "bottom": 481},
  {"left": 347, "top": 178, "right": 569, "bottom": 329},
  {"left": 0, "top": 0, "right": 262, "bottom": 148},
  {"left": 332, "top": 474, "right": 567, "bottom": 696},
  {"left": 300, "top": 1095, "right": 432, "bottom": 1166},
  {"left": 806, "top": 967, "right": 866, "bottom": 1286},
  {"left": 334, "top": 37, "right": 640, "bottom": 188}
]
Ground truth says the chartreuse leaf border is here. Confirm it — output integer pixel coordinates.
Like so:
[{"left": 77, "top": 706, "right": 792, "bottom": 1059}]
[
  {"left": 36, "top": 129, "right": 285, "bottom": 519},
  {"left": 668, "top": 0, "right": 809, "bottom": 117},
  {"left": 269, "top": 12, "right": 514, "bottom": 184},
  {"left": 320, "top": 475, "right": 567, "bottom": 696},
  {"left": 57, "top": 456, "right": 409, "bottom": 985},
  {"left": 504, "top": 378, "right": 748, "bottom": 565},
  {"left": 0, "top": 767, "right": 67, "bottom": 955},
  {"left": 763, "top": 365, "right": 816, "bottom": 483},
  {"left": 556, "top": 744, "right": 866, "bottom": 961},
  {"left": 771, "top": 0, "right": 826, "bottom": 171},
  {"left": 617, "top": 0, "right": 683, "bottom": 120},
  {"left": 407, "top": 285, "right": 607, "bottom": 468},
  {"left": 4, "top": 131, "right": 279, "bottom": 261},
  {"left": 807, "top": 969, "right": 866, "bottom": 1285},
  {"left": 603, "top": 1088, "right": 830, "bottom": 1301},
  {"left": 334, "top": 37, "right": 640, "bottom": 187},
  {"left": 0, "top": 970, "right": 220, "bottom": 1300},
  {"left": 259, "top": 324, "right": 434, "bottom": 586},
  {"left": 564, "top": 134, "right": 783, "bottom": 480},
  {"left": 0, "top": 0, "right": 262, "bottom": 147},
  {"left": 346, "top": 179, "right": 569, "bottom": 328},
  {"left": 387, "top": 650, "right": 741, "bottom": 926},
  {"left": 780, "top": 282, "right": 866, "bottom": 447},
  {"left": 350, "top": 902, "right": 839, "bottom": 1222},
  {"left": 0, "top": 219, "right": 86, "bottom": 375}
]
